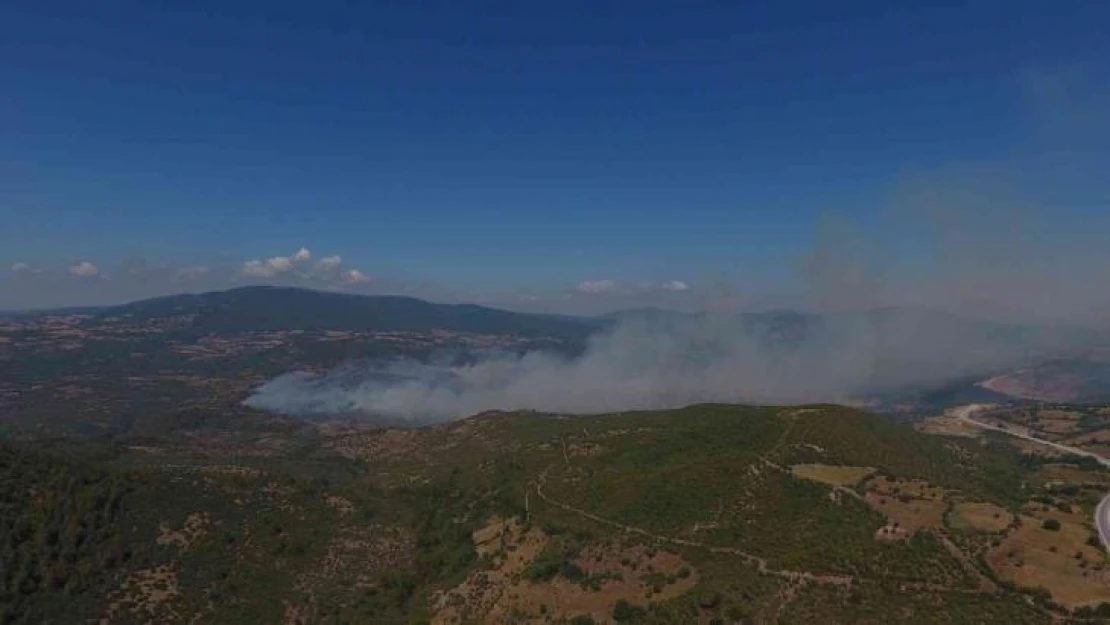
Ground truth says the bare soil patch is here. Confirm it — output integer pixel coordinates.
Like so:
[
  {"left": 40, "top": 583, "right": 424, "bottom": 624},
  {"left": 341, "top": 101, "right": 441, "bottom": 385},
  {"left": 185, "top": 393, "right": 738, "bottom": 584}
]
[
  {"left": 1012, "top": 439, "right": 1065, "bottom": 459},
  {"left": 1034, "top": 411, "right": 1082, "bottom": 435},
  {"left": 156, "top": 512, "right": 214, "bottom": 551},
  {"left": 863, "top": 477, "right": 948, "bottom": 535},
  {"left": 790, "top": 464, "right": 875, "bottom": 487},
  {"left": 781, "top": 408, "right": 824, "bottom": 418},
  {"left": 1037, "top": 463, "right": 1110, "bottom": 487},
  {"left": 949, "top": 502, "right": 1012, "bottom": 533},
  {"left": 986, "top": 514, "right": 1110, "bottom": 608},
  {"left": 329, "top": 428, "right": 429, "bottom": 462},
  {"left": 917, "top": 416, "right": 981, "bottom": 438},
  {"left": 568, "top": 442, "right": 604, "bottom": 457},
  {"left": 106, "top": 564, "right": 182, "bottom": 621},
  {"left": 299, "top": 524, "right": 414, "bottom": 593},
  {"left": 1062, "top": 427, "right": 1110, "bottom": 448},
  {"left": 433, "top": 517, "right": 697, "bottom": 624},
  {"left": 325, "top": 495, "right": 354, "bottom": 515}
]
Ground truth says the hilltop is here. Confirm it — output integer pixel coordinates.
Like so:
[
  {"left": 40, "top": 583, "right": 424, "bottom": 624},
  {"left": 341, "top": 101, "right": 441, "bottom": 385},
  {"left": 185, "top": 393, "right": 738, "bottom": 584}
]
[
  {"left": 981, "top": 360, "right": 1110, "bottom": 404},
  {"left": 2, "top": 286, "right": 1105, "bottom": 437},
  {"left": 3, "top": 403, "right": 1108, "bottom": 623},
  {"left": 87, "top": 286, "right": 601, "bottom": 339}
]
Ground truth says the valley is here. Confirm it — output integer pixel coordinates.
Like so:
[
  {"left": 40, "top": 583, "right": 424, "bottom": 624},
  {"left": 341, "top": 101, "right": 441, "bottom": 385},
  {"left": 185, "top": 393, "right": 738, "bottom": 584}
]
[{"left": 2, "top": 288, "right": 1110, "bottom": 623}]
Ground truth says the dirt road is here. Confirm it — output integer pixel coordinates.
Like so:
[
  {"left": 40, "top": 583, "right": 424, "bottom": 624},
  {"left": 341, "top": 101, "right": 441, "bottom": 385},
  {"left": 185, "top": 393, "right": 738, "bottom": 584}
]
[{"left": 950, "top": 403, "right": 1110, "bottom": 553}]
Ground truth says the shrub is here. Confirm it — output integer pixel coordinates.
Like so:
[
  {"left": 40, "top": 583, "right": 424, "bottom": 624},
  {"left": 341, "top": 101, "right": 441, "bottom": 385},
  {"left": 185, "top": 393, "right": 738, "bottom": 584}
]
[
  {"left": 612, "top": 599, "right": 633, "bottom": 622},
  {"left": 1042, "top": 519, "right": 1061, "bottom": 531}
]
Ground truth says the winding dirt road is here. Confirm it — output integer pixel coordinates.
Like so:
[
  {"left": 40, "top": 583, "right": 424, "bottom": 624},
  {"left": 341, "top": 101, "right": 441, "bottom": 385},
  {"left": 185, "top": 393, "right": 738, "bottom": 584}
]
[
  {"left": 950, "top": 403, "right": 1110, "bottom": 553},
  {"left": 533, "top": 466, "right": 854, "bottom": 587}
]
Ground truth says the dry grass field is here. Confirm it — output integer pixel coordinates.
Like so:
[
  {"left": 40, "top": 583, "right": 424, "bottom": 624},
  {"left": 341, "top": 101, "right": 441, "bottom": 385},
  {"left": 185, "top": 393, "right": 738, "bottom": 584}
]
[
  {"left": 987, "top": 513, "right": 1110, "bottom": 608},
  {"left": 790, "top": 464, "right": 875, "bottom": 487},
  {"left": 433, "top": 516, "right": 698, "bottom": 624},
  {"left": 949, "top": 502, "right": 1012, "bottom": 533},
  {"left": 862, "top": 477, "right": 949, "bottom": 536}
]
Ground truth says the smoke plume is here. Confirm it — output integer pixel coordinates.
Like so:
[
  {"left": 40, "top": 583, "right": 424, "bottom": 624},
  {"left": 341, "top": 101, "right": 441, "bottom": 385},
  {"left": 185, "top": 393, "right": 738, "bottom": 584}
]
[
  {"left": 245, "top": 67, "right": 1110, "bottom": 424},
  {"left": 244, "top": 308, "right": 1093, "bottom": 424}
]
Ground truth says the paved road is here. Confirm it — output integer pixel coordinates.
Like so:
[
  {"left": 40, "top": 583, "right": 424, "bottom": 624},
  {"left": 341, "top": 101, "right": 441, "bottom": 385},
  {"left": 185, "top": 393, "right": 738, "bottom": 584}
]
[
  {"left": 1098, "top": 493, "right": 1110, "bottom": 556},
  {"left": 950, "top": 404, "right": 1110, "bottom": 553}
]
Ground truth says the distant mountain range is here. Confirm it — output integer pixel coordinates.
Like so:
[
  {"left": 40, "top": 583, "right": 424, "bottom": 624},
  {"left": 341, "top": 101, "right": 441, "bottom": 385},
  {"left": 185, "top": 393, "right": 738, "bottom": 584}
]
[
  {"left": 11, "top": 287, "right": 1101, "bottom": 383},
  {"left": 7, "top": 286, "right": 1110, "bottom": 422},
  {"left": 85, "top": 286, "right": 600, "bottom": 339},
  {"left": 15, "top": 286, "right": 1084, "bottom": 350},
  {"left": 980, "top": 360, "right": 1110, "bottom": 403}
]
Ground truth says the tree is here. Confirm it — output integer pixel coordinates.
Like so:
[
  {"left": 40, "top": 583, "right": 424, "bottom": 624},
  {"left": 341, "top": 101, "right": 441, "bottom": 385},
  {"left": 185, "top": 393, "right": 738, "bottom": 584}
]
[
  {"left": 612, "top": 599, "right": 633, "bottom": 622},
  {"left": 1042, "top": 518, "right": 1061, "bottom": 531}
]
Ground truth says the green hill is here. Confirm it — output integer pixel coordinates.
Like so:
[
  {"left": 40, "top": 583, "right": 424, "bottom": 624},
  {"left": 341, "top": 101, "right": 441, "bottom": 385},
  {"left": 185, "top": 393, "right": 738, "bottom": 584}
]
[
  {"left": 5, "top": 403, "right": 1102, "bottom": 624},
  {"left": 89, "top": 286, "right": 599, "bottom": 339}
]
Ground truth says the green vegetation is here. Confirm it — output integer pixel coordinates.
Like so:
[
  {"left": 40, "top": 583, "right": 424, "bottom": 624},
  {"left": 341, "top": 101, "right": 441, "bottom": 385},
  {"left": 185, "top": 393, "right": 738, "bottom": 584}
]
[
  {"left": 0, "top": 401, "right": 1106, "bottom": 623},
  {"left": 0, "top": 444, "right": 133, "bottom": 624}
]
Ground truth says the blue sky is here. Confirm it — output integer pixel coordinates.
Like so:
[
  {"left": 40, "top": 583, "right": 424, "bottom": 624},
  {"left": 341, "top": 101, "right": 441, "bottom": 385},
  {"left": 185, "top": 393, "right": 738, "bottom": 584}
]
[{"left": 2, "top": 0, "right": 1109, "bottom": 314}]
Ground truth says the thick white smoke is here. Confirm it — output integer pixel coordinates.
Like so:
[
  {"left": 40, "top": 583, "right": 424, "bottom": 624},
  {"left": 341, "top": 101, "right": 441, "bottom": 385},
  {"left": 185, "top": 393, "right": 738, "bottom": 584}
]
[{"left": 245, "top": 310, "right": 1090, "bottom": 424}]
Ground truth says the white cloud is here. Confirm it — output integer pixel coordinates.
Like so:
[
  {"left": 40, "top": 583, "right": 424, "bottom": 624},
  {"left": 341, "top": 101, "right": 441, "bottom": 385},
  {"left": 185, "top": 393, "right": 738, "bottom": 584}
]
[
  {"left": 341, "top": 269, "right": 371, "bottom": 284},
  {"left": 317, "top": 255, "right": 342, "bottom": 269},
  {"left": 575, "top": 279, "right": 618, "bottom": 294},
  {"left": 239, "top": 248, "right": 316, "bottom": 278},
  {"left": 661, "top": 280, "right": 690, "bottom": 292},
  {"left": 241, "top": 259, "right": 274, "bottom": 278},
  {"left": 68, "top": 261, "right": 99, "bottom": 278},
  {"left": 237, "top": 249, "right": 370, "bottom": 287},
  {"left": 10, "top": 262, "right": 31, "bottom": 273},
  {"left": 266, "top": 256, "right": 294, "bottom": 273}
]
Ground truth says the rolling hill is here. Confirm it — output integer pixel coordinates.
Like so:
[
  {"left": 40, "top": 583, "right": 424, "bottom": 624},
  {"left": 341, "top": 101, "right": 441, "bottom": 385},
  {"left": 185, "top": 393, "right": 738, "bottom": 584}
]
[
  {"left": 77, "top": 288, "right": 1099, "bottom": 368},
  {"left": 4, "top": 403, "right": 1107, "bottom": 623},
  {"left": 88, "top": 286, "right": 601, "bottom": 339},
  {"left": 980, "top": 360, "right": 1110, "bottom": 403}
]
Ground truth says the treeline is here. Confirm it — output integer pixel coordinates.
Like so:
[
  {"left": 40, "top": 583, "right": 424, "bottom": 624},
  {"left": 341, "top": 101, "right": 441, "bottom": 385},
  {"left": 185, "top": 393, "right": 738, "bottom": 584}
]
[{"left": 0, "top": 444, "right": 135, "bottom": 624}]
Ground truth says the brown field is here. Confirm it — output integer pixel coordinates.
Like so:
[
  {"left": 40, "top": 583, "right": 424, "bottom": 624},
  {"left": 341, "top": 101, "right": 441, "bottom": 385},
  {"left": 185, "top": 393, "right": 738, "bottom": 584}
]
[
  {"left": 1033, "top": 411, "right": 1083, "bottom": 435},
  {"left": 1062, "top": 428, "right": 1110, "bottom": 444},
  {"left": 863, "top": 477, "right": 949, "bottom": 535},
  {"left": 986, "top": 514, "right": 1110, "bottom": 608},
  {"left": 790, "top": 464, "right": 875, "bottom": 487},
  {"left": 949, "top": 502, "right": 1012, "bottom": 533},
  {"left": 1012, "top": 439, "right": 1064, "bottom": 459},
  {"left": 1061, "top": 429, "right": 1110, "bottom": 458},
  {"left": 865, "top": 492, "right": 947, "bottom": 534},
  {"left": 916, "top": 416, "right": 981, "bottom": 438},
  {"left": 866, "top": 476, "right": 949, "bottom": 501},
  {"left": 1037, "top": 463, "right": 1110, "bottom": 487},
  {"left": 434, "top": 517, "right": 698, "bottom": 624},
  {"left": 1076, "top": 442, "right": 1110, "bottom": 458}
]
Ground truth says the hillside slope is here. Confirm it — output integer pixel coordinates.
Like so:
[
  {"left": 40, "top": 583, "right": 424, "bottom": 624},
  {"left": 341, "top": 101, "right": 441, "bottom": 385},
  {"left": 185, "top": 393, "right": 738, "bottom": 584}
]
[
  {"left": 89, "top": 286, "right": 599, "bottom": 338},
  {"left": 6, "top": 404, "right": 1107, "bottom": 623}
]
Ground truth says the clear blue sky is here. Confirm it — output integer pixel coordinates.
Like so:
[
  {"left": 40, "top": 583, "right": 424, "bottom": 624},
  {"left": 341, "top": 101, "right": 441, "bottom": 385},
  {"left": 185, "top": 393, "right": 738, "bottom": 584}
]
[{"left": 2, "top": 0, "right": 1108, "bottom": 311}]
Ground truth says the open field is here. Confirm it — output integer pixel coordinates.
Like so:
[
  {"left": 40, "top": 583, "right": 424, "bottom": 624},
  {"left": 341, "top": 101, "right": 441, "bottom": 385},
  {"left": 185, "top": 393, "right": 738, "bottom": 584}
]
[
  {"left": 949, "top": 502, "right": 1013, "bottom": 533},
  {"left": 987, "top": 513, "right": 1110, "bottom": 608},
  {"left": 790, "top": 464, "right": 875, "bottom": 487},
  {"left": 917, "top": 415, "right": 982, "bottom": 438}
]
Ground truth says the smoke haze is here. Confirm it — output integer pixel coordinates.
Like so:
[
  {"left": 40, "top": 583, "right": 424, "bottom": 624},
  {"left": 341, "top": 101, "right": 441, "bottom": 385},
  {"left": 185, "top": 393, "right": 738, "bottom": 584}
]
[
  {"left": 244, "top": 308, "right": 1095, "bottom": 424},
  {"left": 243, "top": 67, "right": 1110, "bottom": 424}
]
